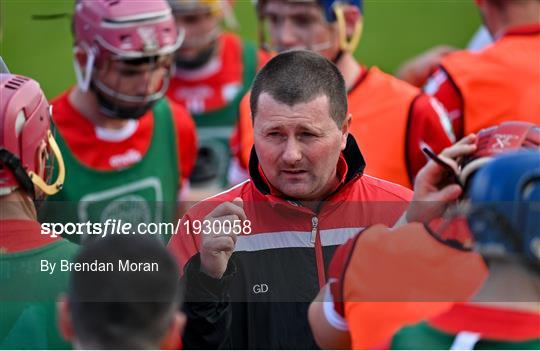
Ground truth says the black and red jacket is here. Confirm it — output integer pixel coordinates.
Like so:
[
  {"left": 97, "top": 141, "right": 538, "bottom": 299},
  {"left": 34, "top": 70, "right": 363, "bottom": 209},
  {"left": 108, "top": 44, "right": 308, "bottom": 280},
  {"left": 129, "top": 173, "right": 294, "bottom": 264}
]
[{"left": 169, "top": 135, "right": 412, "bottom": 349}]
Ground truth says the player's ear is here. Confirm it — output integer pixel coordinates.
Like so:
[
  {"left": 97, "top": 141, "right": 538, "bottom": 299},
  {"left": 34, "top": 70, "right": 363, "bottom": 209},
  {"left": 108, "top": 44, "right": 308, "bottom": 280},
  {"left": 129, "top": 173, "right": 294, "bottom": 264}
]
[
  {"left": 35, "top": 140, "right": 48, "bottom": 180},
  {"left": 342, "top": 5, "right": 362, "bottom": 37},
  {"left": 160, "top": 311, "right": 186, "bottom": 349},
  {"left": 340, "top": 114, "right": 351, "bottom": 150},
  {"left": 57, "top": 295, "right": 75, "bottom": 342}
]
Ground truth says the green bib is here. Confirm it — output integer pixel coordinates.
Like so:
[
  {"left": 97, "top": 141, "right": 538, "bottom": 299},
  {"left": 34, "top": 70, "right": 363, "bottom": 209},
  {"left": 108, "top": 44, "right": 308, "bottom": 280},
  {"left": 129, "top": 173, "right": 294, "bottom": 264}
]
[
  {"left": 190, "top": 40, "right": 257, "bottom": 188},
  {"left": 1, "top": 240, "right": 79, "bottom": 349},
  {"left": 40, "top": 99, "right": 179, "bottom": 244},
  {"left": 391, "top": 321, "right": 540, "bottom": 350}
]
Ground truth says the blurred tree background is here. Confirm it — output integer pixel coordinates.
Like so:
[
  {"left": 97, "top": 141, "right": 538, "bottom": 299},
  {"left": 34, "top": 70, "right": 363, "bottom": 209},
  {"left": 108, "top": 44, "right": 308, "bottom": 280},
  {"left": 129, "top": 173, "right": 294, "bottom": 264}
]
[{"left": 0, "top": 0, "right": 481, "bottom": 99}]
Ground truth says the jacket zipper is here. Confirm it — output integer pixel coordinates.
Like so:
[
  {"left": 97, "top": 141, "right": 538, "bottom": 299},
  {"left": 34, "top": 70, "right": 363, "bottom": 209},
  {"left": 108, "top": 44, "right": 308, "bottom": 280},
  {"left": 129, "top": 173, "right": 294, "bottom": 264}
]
[
  {"left": 310, "top": 216, "right": 319, "bottom": 243},
  {"left": 311, "top": 216, "right": 326, "bottom": 288}
]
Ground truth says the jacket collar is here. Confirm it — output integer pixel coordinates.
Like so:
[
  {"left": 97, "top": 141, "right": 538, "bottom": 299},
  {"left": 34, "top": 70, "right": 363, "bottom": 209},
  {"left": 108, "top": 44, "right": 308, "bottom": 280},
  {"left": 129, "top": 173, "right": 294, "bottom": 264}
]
[{"left": 248, "top": 134, "right": 366, "bottom": 198}]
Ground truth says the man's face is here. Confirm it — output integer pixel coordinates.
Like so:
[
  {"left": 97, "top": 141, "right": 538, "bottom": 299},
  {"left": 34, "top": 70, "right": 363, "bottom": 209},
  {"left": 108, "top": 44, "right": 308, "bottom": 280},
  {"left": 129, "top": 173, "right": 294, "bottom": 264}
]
[
  {"left": 253, "top": 93, "right": 348, "bottom": 201},
  {"left": 263, "top": 1, "right": 340, "bottom": 60},
  {"left": 95, "top": 56, "right": 171, "bottom": 107},
  {"left": 173, "top": 10, "right": 220, "bottom": 61}
]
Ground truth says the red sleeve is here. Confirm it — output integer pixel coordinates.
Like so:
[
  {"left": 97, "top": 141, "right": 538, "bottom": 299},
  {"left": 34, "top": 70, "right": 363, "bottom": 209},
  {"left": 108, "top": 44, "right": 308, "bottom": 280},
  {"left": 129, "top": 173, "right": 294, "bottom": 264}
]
[
  {"left": 423, "top": 67, "right": 464, "bottom": 140},
  {"left": 169, "top": 99, "right": 198, "bottom": 184},
  {"left": 167, "top": 197, "right": 232, "bottom": 273},
  {"left": 328, "top": 234, "right": 362, "bottom": 319},
  {"left": 167, "top": 213, "right": 200, "bottom": 274},
  {"left": 407, "top": 94, "right": 454, "bottom": 180}
]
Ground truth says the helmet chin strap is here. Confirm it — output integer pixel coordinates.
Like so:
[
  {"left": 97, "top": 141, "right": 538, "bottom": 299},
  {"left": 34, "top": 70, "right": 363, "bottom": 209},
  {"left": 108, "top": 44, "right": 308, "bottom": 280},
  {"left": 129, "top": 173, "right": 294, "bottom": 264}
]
[
  {"left": 333, "top": 4, "right": 363, "bottom": 53},
  {"left": 73, "top": 43, "right": 96, "bottom": 93}
]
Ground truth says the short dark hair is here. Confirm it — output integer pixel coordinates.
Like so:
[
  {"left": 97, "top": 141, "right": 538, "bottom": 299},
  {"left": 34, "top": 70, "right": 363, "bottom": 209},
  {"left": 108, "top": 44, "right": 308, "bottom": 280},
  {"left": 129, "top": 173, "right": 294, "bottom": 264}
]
[
  {"left": 487, "top": 0, "right": 540, "bottom": 8},
  {"left": 68, "top": 235, "right": 181, "bottom": 349},
  {"left": 250, "top": 50, "right": 348, "bottom": 126}
]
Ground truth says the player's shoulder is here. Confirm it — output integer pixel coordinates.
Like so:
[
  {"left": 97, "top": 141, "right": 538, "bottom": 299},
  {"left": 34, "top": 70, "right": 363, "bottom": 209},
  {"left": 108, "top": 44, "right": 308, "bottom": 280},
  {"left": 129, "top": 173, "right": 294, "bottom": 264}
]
[
  {"left": 220, "top": 31, "right": 241, "bottom": 44},
  {"left": 440, "top": 46, "right": 491, "bottom": 71},
  {"left": 50, "top": 88, "right": 84, "bottom": 127},
  {"left": 50, "top": 89, "right": 70, "bottom": 106},
  {"left": 165, "top": 97, "right": 195, "bottom": 131},
  {"left": 368, "top": 66, "right": 419, "bottom": 93},
  {"left": 350, "top": 66, "right": 419, "bottom": 103},
  {"left": 355, "top": 174, "right": 413, "bottom": 202}
]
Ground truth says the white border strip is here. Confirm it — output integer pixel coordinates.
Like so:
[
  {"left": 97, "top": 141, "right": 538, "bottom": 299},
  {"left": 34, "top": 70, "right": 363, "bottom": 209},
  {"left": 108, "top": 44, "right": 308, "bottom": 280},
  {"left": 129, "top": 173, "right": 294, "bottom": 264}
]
[{"left": 235, "top": 227, "right": 364, "bottom": 252}]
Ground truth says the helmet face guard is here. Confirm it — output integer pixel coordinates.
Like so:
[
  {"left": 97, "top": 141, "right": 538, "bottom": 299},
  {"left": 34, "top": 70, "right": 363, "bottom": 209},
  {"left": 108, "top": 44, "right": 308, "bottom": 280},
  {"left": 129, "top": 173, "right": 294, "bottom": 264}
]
[
  {"left": 90, "top": 54, "right": 175, "bottom": 119},
  {"left": 0, "top": 72, "right": 65, "bottom": 199},
  {"left": 28, "top": 130, "right": 65, "bottom": 196},
  {"left": 72, "top": 0, "right": 184, "bottom": 119}
]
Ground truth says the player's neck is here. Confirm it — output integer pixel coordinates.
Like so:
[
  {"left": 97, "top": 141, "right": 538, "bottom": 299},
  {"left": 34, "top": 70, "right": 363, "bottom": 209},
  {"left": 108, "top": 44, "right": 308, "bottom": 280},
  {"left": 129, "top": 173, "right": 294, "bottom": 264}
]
[
  {"left": 334, "top": 52, "right": 361, "bottom": 91},
  {"left": 470, "top": 257, "right": 540, "bottom": 313},
  {"left": 0, "top": 190, "right": 37, "bottom": 221},
  {"left": 488, "top": 2, "right": 540, "bottom": 39},
  {"left": 69, "top": 87, "right": 131, "bottom": 130}
]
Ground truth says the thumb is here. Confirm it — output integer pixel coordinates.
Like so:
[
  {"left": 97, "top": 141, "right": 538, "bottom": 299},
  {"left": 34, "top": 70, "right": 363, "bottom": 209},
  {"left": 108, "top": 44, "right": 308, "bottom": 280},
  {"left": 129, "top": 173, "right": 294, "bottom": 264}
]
[{"left": 233, "top": 197, "right": 244, "bottom": 209}]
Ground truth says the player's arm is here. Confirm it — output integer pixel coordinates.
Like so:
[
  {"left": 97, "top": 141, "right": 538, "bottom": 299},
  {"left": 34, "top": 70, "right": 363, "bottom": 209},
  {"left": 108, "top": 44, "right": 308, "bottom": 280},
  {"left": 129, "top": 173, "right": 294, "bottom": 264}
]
[
  {"left": 309, "top": 236, "right": 359, "bottom": 349},
  {"left": 406, "top": 94, "right": 454, "bottom": 182},
  {"left": 175, "top": 199, "right": 245, "bottom": 348},
  {"left": 308, "top": 284, "right": 351, "bottom": 350},
  {"left": 423, "top": 67, "right": 465, "bottom": 140},
  {"left": 395, "top": 45, "right": 457, "bottom": 87},
  {"left": 405, "top": 134, "right": 477, "bottom": 224}
]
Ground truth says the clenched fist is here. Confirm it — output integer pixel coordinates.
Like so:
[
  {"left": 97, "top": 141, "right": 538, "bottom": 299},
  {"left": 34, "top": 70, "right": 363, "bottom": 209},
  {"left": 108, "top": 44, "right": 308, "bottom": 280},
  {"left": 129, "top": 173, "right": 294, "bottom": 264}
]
[{"left": 200, "top": 197, "right": 246, "bottom": 279}]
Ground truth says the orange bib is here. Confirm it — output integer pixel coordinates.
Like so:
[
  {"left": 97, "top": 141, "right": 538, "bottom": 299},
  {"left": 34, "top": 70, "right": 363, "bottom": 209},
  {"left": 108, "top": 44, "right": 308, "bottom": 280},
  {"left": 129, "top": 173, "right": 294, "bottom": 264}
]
[{"left": 441, "top": 29, "right": 540, "bottom": 134}]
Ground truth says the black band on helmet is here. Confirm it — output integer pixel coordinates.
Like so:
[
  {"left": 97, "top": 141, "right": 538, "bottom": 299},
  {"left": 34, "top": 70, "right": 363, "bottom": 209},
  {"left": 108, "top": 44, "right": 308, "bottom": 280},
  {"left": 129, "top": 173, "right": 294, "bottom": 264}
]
[{"left": 0, "top": 149, "right": 36, "bottom": 199}]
